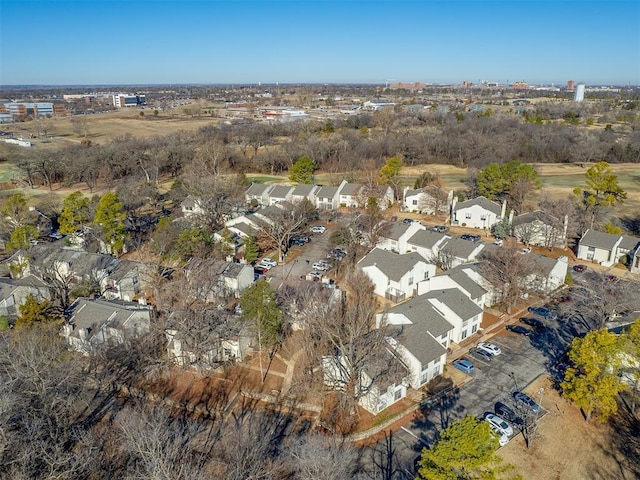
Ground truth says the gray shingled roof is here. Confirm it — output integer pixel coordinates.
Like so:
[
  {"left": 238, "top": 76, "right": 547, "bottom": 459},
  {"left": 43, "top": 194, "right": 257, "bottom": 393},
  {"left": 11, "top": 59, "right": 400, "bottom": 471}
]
[
  {"left": 384, "top": 222, "right": 414, "bottom": 241},
  {"left": 291, "top": 184, "right": 316, "bottom": 197},
  {"left": 68, "top": 298, "right": 150, "bottom": 336},
  {"left": 268, "top": 185, "right": 293, "bottom": 199},
  {"left": 386, "top": 295, "right": 454, "bottom": 338},
  {"left": 454, "top": 196, "right": 502, "bottom": 215},
  {"left": 443, "top": 268, "right": 487, "bottom": 300},
  {"left": 390, "top": 323, "right": 448, "bottom": 366},
  {"left": 512, "top": 210, "right": 558, "bottom": 227},
  {"left": 620, "top": 235, "right": 640, "bottom": 251},
  {"left": 358, "top": 249, "right": 425, "bottom": 282},
  {"left": 404, "top": 188, "right": 422, "bottom": 198},
  {"left": 230, "top": 222, "right": 255, "bottom": 237},
  {"left": 440, "top": 237, "right": 482, "bottom": 258},
  {"left": 528, "top": 254, "right": 559, "bottom": 276},
  {"left": 246, "top": 183, "right": 271, "bottom": 196},
  {"left": 316, "top": 185, "right": 339, "bottom": 199},
  {"left": 340, "top": 183, "right": 363, "bottom": 196},
  {"left": 580, "top": 229, "right": 623, "bottom": 250},
  {"left": 424, "top": 288, "right": 483, "bottom": 321},
  {"left": 407, "top": 230, "right": 449, "bottom": 249}
]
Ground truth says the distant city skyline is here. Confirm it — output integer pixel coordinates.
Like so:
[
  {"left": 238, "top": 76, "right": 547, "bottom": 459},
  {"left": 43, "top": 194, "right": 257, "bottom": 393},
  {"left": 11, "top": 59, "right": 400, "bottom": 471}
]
[{"left": 1, "top": 0, "right": 638, "bottom": 87}]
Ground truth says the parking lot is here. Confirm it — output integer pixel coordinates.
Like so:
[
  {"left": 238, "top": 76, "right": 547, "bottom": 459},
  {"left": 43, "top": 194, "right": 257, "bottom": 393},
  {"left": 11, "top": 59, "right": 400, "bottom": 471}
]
[{"left": 367, "top": 308, "right": 593, "bottom": 477}]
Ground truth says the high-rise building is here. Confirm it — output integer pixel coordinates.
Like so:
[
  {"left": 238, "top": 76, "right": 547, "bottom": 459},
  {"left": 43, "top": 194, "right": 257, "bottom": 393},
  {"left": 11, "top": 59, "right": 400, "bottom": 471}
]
[
  {"left": 574, "top": 84, "right": 585, "bottom": 102},
  {"left": 567, "top": 80, "right": 575, "bottom": 91}
]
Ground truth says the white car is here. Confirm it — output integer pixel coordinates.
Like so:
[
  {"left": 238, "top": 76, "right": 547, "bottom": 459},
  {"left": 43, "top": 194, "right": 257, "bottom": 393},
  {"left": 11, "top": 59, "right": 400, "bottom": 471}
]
[
  {"left": 484, "top": 413, "right": 513, "bottom": 437},
  {"left": 488, "top": 424, "right": 509, "bottom": 447},
  {"left": 312, "top": 261, "right": 331, "bottom": 271},
  {"left": 256, "top": 261, "right": 273, "bottom": 270},
  {"left": 477, "top": 342, "right": 501, "bottom": 356},
  {"left": 260, "top": 258, "right": 277, "bottom": 268},
  {"left": 310, "top": 225, "right": 326, "bottom": 234}
]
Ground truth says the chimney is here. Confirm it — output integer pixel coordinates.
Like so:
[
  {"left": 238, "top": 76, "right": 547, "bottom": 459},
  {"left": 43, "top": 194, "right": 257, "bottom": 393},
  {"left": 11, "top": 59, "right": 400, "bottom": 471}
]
[
  {"left": 508, "top": 210, "right": 514, "bottom": 226},
  {"left": 501, "top": 200, "right": 507, "bottom": 219},
  {"left": 562, "top": 214, "right": 569, "bottom": 248}
]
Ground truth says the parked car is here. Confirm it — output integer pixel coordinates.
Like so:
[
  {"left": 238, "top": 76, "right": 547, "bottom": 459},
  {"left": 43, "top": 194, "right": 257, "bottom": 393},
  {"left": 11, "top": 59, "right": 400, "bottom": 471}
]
[
  {"left": 310, "top": 225, "right": 326, "bottom": 234},
  {"left": 431, "top": 225, "right": 449, "bottom": 233},
  {"left": 493, "top": 239, "right": 504, "bottom": 246},
  {"left": 506, "top": 325, "right": 533, "bottom": 336},
  {"left": 519, "top": 317, "right": 545, "bottom": 329},
  {"left": 260, "top": 258, "right": 277, "bottom": 268},
  {"left": 573, "top": 264, "right": 587, "bottom": 273},
  {"left": 452, "top": 358, "right": 474, "bottom": 374},
  {"left": 488, "top": 425, "right": 509, "bottom": 447},
  {"left": 460, "top": 233, "right": 481, "bottom": 242},
  {"left": 494, "top": 402, "right": 522, "bottom": 425},
  {"left": 49, "top": 231, "right": 64, "bottom": 240},
  {"left": 254, "top": 266, "right": 268, "bottom": 275},
  {"left": 477, "top": 342, "right": 501, "bottom": 356},
  {"left": 527, "top": 306, "right": 555, "bottom": 319},
  {"left": 605, "top": 274, "right": 618, "bottom": 283},
  {"left": 402, "top": 218, "right": 417, "bottom": 224},
  {"left": 484, "top": 413, "right": 513, "bottom": 437},
  {"left": 312, "top": 261, "right": 331, "bottom": 271},
  {"left": 520, "top": 247, "right": 532, "bottom": 254},
  {"left": 513, "top": 391, "right": 542, "bottom": 414},
  {"left": 470, "top": 347, "right": 493, "bottom": 362},
  {"left": 256, "top": 261, "right": 273, "bottom": 270}
]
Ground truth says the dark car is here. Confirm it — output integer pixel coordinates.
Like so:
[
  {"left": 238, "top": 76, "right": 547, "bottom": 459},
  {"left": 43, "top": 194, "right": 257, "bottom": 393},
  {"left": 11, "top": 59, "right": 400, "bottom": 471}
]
[
  {"left": 506, "top": 325, "right": 533, "bottom": 336},
  {"left": 431, "top": 225, "right": 449, "bottom": 233},
  {"left": 605, "top": 274, "right": 618, "bottom": 283},
  {"left": 470, "top": 347, "right": 494, "bottom": 362},
  {"left": 461, "top": 233, "right": 481, "bottom": 242},
  {"left": 253, "top": 266, "right": 268, "bottom": 275},
  {"left": 513, "top": 391, "right": 542, "bottom": 414},
  {"left": 527, "top": 306, "right": 555, "bottom": 319},
  {"left": 402, "top": 218, "right": 416, "bottom": 224},
  {"left": 519, "top": 317, "right": 545, "bottom": 329},
  {"left": 573, "top": 264, "right": 587, "bottom": 273},
  {"left": 494, "top": 402, "right": 522, "bottom": 425}
]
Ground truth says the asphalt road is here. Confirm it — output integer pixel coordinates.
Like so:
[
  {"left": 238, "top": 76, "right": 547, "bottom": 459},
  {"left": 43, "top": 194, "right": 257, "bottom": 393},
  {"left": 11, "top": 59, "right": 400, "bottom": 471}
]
[{"left": 364, "top": 309, "right": 593, "bottom": 479}]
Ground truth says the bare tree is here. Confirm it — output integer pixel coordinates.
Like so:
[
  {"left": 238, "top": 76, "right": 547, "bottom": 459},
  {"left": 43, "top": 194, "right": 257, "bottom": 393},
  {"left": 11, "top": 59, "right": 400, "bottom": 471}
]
[
  {"left": 478, "top": 246, "right": 545, "bottom": 313},
  {"left": 283, "top": 434, "right": 358, "bottom": 480}
]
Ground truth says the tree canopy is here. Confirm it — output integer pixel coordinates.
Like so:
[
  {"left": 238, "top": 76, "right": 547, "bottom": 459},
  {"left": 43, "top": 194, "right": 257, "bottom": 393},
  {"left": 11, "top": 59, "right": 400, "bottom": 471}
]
[
  {"left": 16, "top": 294, "right": 59, "bottom": 328},
  {"left": 416, "top": 415, "right": 518, "bottom": 480},
  {"left": 289, "top": 156, "right": 316, "bottom": 184},
  {"left": 573, "top": 161, "right": 627, "bottom": 230},
  {"left": 475, "top": 160, "right": 540, "bottom": 212},
  {"left": 58, "top": 191, "right": 92, "bottom": 235},
  {"left": 378, "top": 156, "right": 403, "bottom": 199},
  {"left": 94, "top": 192, "right": 127, "bottom": 254},
  {"left": 561, "top": 328, "right": 628, "bottom": 422}
]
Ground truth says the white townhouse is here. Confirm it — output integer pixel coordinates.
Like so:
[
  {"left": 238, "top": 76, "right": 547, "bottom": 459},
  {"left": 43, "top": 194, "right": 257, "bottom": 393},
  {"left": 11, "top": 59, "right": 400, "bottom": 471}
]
[
  {"left": 524, "top": 254, "right": 568, "bottom": 294},
  {"left": 245, "top": 183, "right": 272, "bottom": 206},
  {"left": 451, "top": 196, "right": 506, "bottom": 230},
  {"left": 290, "top": 184, "right": 318, "bottom": 204},
  {"left": 510, "top": 210, "right": 568, "bottom": 248},
  {"left": 577, "top": 229, "right": 640, "bottom": 267},
  {"left": 420, "top": 289, "right": 484, "bottom": 343},
  {"left": 358, "top": 248, "right": 435, "bottom": 302},
  {"left": 379, "top": 297, "right": 452, "bottom": 388},
  {"left": 406, "top": 229, "right": 451, "bottom": 262},
  {"left": 376, "top": 221, "right": 426, "bottom": 254},
  {"left": 402, "top": 187, "right": 451, "bottom": 215},
  {"left": 266, "top": 185, "right": 293, "bottom": 205},
  {"left": 417, "top": 265, "right": 487, "bottom": 308},
  {"left": 315, "top": 185, "right": 342, "bottom": 210},
  {"left": 338, "top": 182, "right": 364, "bottom": 208},
  {"left": 437, "top": 237, "right": 485, "bottom": 268}
]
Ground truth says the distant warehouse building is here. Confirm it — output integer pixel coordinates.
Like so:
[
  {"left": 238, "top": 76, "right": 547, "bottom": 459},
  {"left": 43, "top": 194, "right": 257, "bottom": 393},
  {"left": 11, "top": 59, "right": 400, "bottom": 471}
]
[{"left": 112, "top": 94, "right": 146, "bottom": 108}]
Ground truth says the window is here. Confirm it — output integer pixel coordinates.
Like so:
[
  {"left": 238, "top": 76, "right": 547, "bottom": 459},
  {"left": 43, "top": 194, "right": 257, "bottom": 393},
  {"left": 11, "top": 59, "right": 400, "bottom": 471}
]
[
  {"left": 480, "top": 214, "right": 487, "bottom": 220},
  {"left": 461, "top": 329, "right": 468, "bottom": 339},
  {"left": 394, "top": 388, "right": 403, "bottom": 401},
  {"left": 408, "top": 277, "right": 414, "bottom": 285},
  {"left": 420, "top": 371, "right": 429, "bottom": 385},
  {"left": 472, "top": 324, "right": 478, "bottom": 333},
  {"left": 412, "top": 199, "right": 418, "bottom": 205}
]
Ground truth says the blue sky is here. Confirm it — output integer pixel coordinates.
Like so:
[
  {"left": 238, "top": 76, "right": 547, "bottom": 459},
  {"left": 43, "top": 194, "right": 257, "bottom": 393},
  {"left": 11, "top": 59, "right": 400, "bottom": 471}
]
[{"left": 1, "top": 0, "right": 638, "bottom": 86}]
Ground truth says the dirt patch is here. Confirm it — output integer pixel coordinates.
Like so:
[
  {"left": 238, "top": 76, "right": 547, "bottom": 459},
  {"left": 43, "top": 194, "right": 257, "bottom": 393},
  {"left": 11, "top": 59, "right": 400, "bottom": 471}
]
[{"left": 499, "top": 376, "right": 638, "bottom": 480}]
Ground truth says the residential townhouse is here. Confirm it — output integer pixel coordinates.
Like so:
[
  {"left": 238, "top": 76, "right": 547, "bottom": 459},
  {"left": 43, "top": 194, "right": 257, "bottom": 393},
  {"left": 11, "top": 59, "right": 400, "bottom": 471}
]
[
  {"left": 315, "top": 185, "right": 342, "bottom": 210},
  {"left": 62, "top": 298, "right": 152, "bottom": 355},
  {"left": 338, "top": 182, "right": 364, "bottom": 208},
  {"left": 405, "top": 229, "right": 451, "bottom": 262},
  {"left": 451, "top": 196, "right": 506, "bottom": 230},
  {"left": 510, "top": 210, "right": 568, "bottom": 248},
  {"left": 376, "top": 221, "right": 426, "bottom": 254},
  {"left": 437, "top": 237, "right": 485, "bottom": 268},
  {"left": 290, "top": 184, "right": 318, "bottom": 204},
  {"left": 0, "top": 275, "right": 51, "bottom": 319},
  {"left": 402, "top": 187, "right": 451, "bottom": 215},
  {"left": 417, "top": 265, "right": 487, "bottom": 308},
  {"left": 577, "top": 229, "right": 640, "bottom": 267},
  {"left": 358, "top": 248, "right": 435, "bottom": 302},
  {"left": 245, "top": 183, "right": 272, "bottom": 206},
  {"left": 267, "top": 185, "right": 294, "bottom": 205},
  {"left": 6, "top": 244, "right": 152, "bottom": 303}
]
